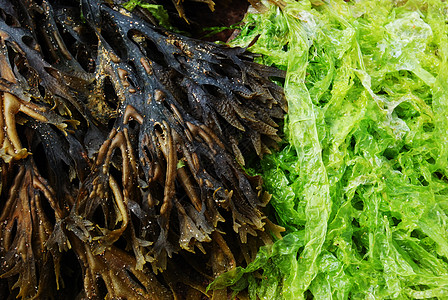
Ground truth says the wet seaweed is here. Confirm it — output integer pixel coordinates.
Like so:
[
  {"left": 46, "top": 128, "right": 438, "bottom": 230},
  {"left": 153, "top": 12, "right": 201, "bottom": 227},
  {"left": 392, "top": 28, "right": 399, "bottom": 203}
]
[{"left": 0, "top": 0, "right": 285, "bottom": 298}]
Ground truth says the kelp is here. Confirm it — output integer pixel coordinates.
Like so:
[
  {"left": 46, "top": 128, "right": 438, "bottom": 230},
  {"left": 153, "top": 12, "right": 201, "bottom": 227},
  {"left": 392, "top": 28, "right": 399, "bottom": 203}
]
[
  {"left": 209, "top": 0, "right": 448, "bottom": 299},
  {"left": 0, "top": 0, "right": 286, "bottom": 298}
]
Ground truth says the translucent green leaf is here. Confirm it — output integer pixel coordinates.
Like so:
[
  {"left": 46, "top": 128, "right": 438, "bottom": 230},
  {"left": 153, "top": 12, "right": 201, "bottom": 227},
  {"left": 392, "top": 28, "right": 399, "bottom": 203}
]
[{"left": 215, "top": 0, "right": 448, "bottom": 298}]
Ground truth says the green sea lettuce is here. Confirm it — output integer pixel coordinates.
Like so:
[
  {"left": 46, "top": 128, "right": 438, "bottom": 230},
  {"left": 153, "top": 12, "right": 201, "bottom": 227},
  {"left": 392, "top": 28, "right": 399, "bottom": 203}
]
[{"left": 209, "top": 0, "right": 448, "bottom": 298}]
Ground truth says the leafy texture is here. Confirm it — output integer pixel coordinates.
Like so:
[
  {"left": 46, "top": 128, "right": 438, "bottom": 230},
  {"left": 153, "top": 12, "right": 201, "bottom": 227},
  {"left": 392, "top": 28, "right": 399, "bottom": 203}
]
[
  {"left": 123, "top": 0, "right": 179, "bottom": 32},
  {"left": 209, "top": 0, "right": 448, "bottom": 299}
]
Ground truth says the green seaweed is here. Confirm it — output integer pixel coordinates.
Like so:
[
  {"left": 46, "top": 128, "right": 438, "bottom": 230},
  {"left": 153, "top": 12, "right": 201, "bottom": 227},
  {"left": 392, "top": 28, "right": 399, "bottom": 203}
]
[
  {"left": 123, "top": 0, "right": 180, "bottom": 32},
  {"left": 209, "top": 0, "right": 448, "bottom": 298}
]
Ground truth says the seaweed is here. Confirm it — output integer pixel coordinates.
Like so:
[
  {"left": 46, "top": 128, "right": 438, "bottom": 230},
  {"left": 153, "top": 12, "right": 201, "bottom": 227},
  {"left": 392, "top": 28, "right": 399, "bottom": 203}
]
[
  {"left": 211, "top": 0, "right": 448, "bottom": 299},
  {"left": 0, "top": 0, "right": 286, "bottom": 298}
]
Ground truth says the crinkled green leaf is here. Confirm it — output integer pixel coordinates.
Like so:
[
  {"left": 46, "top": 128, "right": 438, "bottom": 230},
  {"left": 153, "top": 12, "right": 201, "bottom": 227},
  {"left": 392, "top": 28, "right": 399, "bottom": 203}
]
[
  {"left": 123, "top": 0, "right": 179, "bottom": 32},
  {"left": 211, "top": 0, "right": 448, "bottom": 299}
]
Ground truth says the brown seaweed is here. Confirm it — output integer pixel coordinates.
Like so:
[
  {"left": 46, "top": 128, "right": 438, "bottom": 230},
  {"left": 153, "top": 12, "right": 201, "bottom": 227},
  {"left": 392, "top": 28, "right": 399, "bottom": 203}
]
[{"left": 0, "top": 0, "right": 286, "bottom": 298}]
